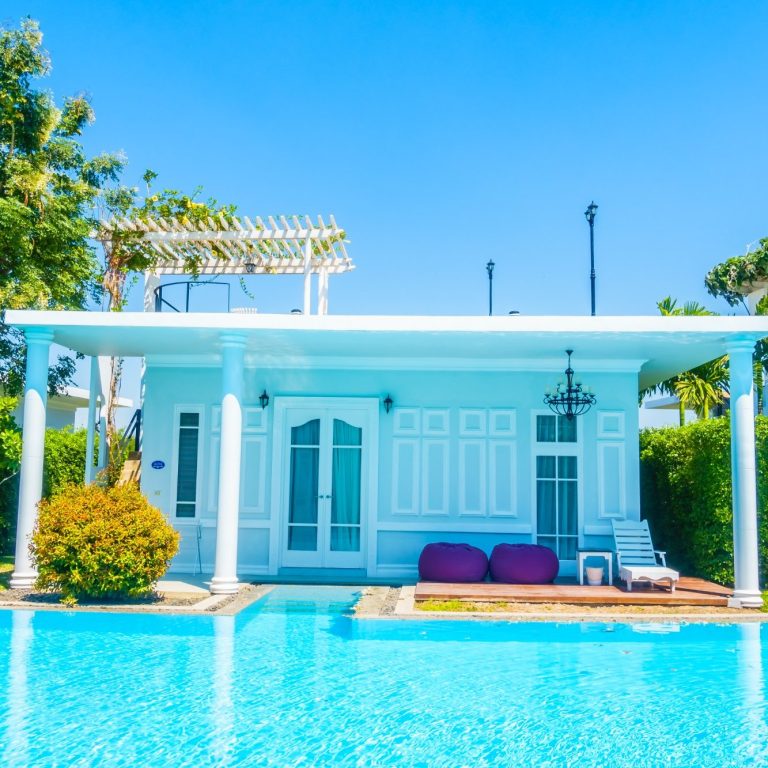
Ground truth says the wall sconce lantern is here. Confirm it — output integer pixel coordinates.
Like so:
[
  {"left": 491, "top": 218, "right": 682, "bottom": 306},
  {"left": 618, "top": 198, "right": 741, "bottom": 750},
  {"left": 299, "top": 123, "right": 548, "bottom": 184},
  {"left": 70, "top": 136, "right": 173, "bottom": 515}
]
[
  {"left": 383, "top": 395, "right": 393, "bottom": 414},
  {"left": 259, "top": 390, "right": 270, "bottom": 409},
  {"left": 244, "top": 261, "right": 256, "bottom": 274},
  {"left": 544, "top": 350, "right": 596, "bottom": 420}
]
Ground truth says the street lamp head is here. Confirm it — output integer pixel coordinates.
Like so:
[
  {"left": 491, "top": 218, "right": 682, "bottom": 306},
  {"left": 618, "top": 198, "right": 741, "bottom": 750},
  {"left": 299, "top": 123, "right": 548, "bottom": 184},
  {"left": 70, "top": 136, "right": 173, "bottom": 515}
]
[
  {"left": 584, "top": 201, "right": 598, "bottom": 224},
  {"left": 486, "top": 259, "right": 495, "bottom": 276}
]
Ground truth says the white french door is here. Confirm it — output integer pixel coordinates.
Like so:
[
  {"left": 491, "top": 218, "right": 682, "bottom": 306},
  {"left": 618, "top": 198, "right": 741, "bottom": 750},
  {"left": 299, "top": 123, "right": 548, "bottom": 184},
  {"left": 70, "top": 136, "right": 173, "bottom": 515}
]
[{"left": 279, "top": 401, "right": 375, "bottom": 569}]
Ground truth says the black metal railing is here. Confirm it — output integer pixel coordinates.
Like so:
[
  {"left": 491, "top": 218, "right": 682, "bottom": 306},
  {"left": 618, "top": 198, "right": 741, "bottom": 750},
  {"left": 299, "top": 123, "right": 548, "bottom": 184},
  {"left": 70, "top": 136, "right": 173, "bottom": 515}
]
[
  {"left": 153, "top": 281, "right": 231, "bottom": 312},
  {"left": 121, "top": 408, "right": 142, "bottom": 453}
]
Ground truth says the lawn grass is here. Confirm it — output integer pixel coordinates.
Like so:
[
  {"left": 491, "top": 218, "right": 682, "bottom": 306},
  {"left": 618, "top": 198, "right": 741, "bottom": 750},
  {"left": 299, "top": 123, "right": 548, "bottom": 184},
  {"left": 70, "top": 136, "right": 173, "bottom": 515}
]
[
  {"left": 762, "top": 593, "right": 768, "bottom": 613},
  {"left": 0, "top": 555, "right": 13, "bottom": 591},
  {"left": 418, "top": 599, "right": 512, "bottom": 613}
]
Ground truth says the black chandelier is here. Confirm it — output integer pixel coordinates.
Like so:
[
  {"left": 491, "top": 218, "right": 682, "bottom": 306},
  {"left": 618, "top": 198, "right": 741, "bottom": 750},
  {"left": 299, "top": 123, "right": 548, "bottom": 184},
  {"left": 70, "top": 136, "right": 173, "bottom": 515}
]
[{"left": 544, "top": 350, "right": 596, "bottom": 420}]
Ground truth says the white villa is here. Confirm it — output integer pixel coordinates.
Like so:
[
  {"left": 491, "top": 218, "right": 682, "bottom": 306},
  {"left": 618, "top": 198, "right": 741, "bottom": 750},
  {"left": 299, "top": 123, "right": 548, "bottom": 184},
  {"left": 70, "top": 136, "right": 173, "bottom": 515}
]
[{"left": 6, "top": 216, "right": 767, "bottom": 606}]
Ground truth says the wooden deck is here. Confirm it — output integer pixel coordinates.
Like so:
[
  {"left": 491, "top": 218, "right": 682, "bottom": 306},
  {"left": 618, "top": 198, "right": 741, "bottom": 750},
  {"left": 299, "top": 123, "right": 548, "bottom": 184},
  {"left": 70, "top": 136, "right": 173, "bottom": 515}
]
[{"left": 415, "top": 577, "right": 732, "bottom": 607}]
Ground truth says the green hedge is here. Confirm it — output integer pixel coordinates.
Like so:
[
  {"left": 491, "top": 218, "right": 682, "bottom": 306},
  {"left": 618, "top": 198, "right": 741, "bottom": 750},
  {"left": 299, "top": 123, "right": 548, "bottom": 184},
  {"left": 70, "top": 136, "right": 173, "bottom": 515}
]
[
  {"left": 640, "top": 415, "right": 768, "bottom": 586},
  {"left": 1, "top": 426, "right": 96, "bottom": 554}
]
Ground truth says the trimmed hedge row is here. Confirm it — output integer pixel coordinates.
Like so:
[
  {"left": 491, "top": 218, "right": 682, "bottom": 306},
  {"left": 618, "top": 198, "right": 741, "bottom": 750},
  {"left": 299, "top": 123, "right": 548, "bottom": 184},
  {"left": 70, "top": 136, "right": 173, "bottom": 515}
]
[
  {"left": 0, "top": 427, "right": 95, "bottom": 553},
  {"left": 640, "top": 415, "right": 768, "bottom": 586}
]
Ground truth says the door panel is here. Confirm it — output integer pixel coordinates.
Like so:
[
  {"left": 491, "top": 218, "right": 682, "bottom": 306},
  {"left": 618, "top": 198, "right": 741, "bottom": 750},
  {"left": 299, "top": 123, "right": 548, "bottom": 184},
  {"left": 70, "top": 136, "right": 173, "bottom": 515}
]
[
  {"left": 285, "top": 417, "right": 322, "bottom": 565},
  {"left": 281, "top": 407, "right": 369, "bottom": 569}
]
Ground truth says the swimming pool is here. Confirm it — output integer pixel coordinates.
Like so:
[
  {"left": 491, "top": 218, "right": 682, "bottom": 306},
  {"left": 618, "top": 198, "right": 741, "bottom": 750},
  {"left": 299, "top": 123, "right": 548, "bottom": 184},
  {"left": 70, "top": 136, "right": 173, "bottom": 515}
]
[{"left": 0, "top": 586, "right": 765, "bottom": 767}]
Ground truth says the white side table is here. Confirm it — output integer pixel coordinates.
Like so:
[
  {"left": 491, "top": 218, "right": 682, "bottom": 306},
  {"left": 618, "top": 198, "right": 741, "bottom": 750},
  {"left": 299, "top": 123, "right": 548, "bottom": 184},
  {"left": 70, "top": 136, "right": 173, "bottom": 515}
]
[{"left": 577, "top": 550, "right": 613, "bottom": 586}]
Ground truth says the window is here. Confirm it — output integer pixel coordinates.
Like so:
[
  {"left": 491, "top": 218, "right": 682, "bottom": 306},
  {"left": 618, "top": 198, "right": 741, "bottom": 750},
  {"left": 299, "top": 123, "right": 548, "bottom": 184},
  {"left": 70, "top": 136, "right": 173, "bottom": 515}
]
[
  {"left": 175, "top": 412, "right": 200, "bottom": 518},
  {"left": 536, "top": 455, "right": 578, "bottom": 559},
  {"left": 534, "top": 412, "right": 579, "bottom": 559},
  {"left": 536, "top": 414, "right": 576, "bottom": 443}
]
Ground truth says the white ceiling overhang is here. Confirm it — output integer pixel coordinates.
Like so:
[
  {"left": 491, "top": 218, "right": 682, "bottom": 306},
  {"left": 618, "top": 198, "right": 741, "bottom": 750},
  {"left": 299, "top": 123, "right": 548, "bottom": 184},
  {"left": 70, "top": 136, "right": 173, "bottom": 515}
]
[{"left": 6, "top": 311, "right": 768, "bottom": 390}]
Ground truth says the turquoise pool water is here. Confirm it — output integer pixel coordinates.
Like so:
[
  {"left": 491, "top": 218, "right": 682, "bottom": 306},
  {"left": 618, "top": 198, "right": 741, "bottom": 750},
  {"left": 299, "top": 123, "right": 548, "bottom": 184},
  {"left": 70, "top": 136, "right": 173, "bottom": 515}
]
[{"left": 0, "top": 586, "right": 766, "bottom": 767}]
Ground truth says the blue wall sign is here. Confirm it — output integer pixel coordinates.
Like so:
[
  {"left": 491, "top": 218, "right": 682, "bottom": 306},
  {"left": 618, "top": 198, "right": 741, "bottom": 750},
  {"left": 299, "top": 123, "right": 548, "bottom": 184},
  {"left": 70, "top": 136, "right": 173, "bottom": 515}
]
[{"left": 151, "top": 460, "right": 166, "bottom": 470}]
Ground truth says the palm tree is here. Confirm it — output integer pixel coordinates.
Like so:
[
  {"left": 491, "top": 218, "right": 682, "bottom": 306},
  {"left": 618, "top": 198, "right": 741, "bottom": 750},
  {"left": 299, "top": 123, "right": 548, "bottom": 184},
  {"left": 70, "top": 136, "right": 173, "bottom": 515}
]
[{"left": 641, "top": 297, "right": 728, "bottom": 425}]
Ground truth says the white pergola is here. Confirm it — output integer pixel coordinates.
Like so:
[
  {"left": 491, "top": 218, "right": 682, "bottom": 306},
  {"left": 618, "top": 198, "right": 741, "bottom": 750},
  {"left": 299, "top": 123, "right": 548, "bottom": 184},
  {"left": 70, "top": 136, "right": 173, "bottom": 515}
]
[{"left": 99, "top": 214, "right": 354, "bottom": 315}]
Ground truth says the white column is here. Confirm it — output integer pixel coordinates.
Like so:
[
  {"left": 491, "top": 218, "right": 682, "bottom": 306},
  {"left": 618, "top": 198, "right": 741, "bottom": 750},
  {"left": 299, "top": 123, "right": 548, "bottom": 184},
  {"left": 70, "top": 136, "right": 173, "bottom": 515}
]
[
  {"left": 11, "top": 330, "right": 52, "bottom": 589},
  {"left": 84, "top": 356, "right": 98, "bottom": 484},
  {"left": 211, "top": 334, "right": 246, "bottom": 594},
  {"left": 317, "top": 268, "right": 329, "bottom": 315},
  {"left": 144, "top": 271, "right": 161, "bottom": 312},
  {"left": 727, "top": 337, "right": 763, "bottom": 608},
  {"left": 97, "top": 409, "right": 108, "bottom": 470},
  {"left": 303, "top": 238, "right": 312, "bottom": 315}
]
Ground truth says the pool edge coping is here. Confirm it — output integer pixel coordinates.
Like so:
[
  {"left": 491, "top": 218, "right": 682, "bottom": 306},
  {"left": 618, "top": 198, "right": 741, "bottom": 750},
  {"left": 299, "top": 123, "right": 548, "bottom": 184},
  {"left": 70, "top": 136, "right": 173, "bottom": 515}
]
[{"left": 352, "top": 586, "right": 768, "bottom": 624}]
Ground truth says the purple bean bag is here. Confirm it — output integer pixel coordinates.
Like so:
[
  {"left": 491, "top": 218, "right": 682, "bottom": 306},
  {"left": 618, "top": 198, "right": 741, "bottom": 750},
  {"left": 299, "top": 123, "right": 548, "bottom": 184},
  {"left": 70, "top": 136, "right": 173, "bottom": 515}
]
[
  {"left": 489, "top": 543, "right": 559, "bottom": 584},
  {"left": 418, "top": 542, "right": 489, "bottom": 583}
]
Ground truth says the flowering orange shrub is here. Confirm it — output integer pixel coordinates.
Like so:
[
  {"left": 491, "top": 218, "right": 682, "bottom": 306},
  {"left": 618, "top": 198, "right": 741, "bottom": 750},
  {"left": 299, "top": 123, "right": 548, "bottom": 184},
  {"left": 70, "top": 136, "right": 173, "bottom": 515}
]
[{"left": 31, "top": 484, "right": 179, "bottom": 600}]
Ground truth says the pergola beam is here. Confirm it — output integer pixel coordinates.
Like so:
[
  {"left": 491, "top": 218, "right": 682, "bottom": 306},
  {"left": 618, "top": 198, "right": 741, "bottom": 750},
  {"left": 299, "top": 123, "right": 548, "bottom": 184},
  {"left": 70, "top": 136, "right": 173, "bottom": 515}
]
[{"left": 99, "top": 215, "right": 354, "bottom": 301}]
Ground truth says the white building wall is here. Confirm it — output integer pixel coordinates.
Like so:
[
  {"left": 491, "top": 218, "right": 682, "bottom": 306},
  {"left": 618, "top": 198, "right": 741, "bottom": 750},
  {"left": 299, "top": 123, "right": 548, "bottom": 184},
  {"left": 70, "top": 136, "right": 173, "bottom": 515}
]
[{"left": 141, "top": 363, "right": 640, "bottom": 579}]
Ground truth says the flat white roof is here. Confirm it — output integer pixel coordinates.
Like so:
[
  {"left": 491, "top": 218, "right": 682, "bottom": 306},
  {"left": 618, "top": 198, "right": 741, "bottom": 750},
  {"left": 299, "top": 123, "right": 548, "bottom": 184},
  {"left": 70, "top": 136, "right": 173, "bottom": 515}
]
[
  {"left": 6, "top": 310, "right": 768, "bottom": 389},
  {"left": 49, "top": 386, "right": 133, "bottom": 411}
]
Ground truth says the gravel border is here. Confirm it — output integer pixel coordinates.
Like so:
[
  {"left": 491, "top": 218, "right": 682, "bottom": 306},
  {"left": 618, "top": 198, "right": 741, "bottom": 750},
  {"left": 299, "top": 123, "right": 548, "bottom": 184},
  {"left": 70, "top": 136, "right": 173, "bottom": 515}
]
[{"left": 0, "top": 582, "right": 272, "bottom": 616}]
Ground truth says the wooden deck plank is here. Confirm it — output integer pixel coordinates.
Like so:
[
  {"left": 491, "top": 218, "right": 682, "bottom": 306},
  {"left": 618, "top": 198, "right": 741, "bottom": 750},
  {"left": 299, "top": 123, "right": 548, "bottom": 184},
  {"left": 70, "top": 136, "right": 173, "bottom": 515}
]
[{"left": 414, "top": 577, "right": 731, "bottom": 607}]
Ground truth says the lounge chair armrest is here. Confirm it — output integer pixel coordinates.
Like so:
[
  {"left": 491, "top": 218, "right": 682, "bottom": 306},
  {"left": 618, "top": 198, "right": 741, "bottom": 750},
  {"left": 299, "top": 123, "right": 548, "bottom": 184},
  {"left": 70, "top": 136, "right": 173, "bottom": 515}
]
[{"left": 654, "top": 550, "right": 667, "bottom": 566}]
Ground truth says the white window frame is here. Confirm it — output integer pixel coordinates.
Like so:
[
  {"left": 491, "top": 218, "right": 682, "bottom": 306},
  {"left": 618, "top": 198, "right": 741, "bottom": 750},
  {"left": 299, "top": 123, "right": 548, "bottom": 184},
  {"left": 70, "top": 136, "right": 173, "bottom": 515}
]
[
  {"left": 170, "top": 404, "right": 205, "bottom": 521},
  {"left": 530, "top": 410, "right": 584, "bottom": 554}
]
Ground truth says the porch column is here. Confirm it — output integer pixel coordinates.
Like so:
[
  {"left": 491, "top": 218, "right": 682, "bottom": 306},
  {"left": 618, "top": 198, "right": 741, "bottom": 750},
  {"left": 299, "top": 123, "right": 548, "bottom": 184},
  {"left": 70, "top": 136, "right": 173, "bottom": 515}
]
[
  {"left": 303, "top": 238, "right": 312, "bottom": 315},
  {"left": 727, "top": 337, "right": 763, "bottom": 608},
  {"left": 144, "top": 270, "right": 160, "bottom": 312},
  {"left": 211, "top": 334, "right": 246, "bottom": 594},
  {"left": 84, "top": 356, "right": 98, "bottom": 484},
  {"left": 317, "top": 267, "right": 329, "bottom": 315},
  {"left": 11, "top": 330, "right": 53, "bottom": 589},
  {"left": 96, "top": 356, "right": 113, "bottom": 471}
]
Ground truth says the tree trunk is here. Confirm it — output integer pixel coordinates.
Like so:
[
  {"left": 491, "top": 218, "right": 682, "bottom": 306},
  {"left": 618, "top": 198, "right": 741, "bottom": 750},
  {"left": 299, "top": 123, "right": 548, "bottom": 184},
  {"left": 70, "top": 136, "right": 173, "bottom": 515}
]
[
  {"left": 104, "top": 356, "right": 124, "bottom": 486},
  {"left": 99, "top": 242, "right": 128, "bottom": 484},
  {"left": 678, "top": 399, "right": 685, "bottom": 426}
]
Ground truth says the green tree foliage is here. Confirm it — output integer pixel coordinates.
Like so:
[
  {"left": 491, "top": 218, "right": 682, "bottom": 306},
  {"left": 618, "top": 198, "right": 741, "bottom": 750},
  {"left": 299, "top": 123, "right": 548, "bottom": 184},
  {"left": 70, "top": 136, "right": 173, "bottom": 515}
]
[
  {"left": 0, "top": 404, "right": 96, "bottom": 553},
  {"left": 0, "top": 397, "right": 21, "bottom": 549},
  {"left": 639, "top": 297, "right": 728, "bottom": 423},
  {"left": 31, "top": 484, "right": 179, "bottom": 601},
  {"left": 0, "top": 18, "right": 123, "bottom": 394},
  {"left": 97, "top": 176, "right": 236, "bottom": 311},
  {"left": 94, "top": 177, "right": 237, "bottom": 468},
  {"left": 705, "top": 238, "right": 768, "bottom": 307},
  {"left": 640, "top": 417, "right": 768, "bottom": 586}
]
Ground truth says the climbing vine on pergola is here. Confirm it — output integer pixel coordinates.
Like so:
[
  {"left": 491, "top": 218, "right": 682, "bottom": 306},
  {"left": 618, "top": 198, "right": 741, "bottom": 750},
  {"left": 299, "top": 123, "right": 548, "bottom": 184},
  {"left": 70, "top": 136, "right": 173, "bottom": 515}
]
[{"left": 705, "top": 238, "right": 768, "bottom": 307}]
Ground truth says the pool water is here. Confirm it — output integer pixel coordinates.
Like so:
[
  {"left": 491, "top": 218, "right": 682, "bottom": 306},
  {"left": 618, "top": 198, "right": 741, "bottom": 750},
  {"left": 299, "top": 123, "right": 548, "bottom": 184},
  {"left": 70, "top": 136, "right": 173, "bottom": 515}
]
[{"left": 0, "top": 586, "right": 766, "bottom": 767}]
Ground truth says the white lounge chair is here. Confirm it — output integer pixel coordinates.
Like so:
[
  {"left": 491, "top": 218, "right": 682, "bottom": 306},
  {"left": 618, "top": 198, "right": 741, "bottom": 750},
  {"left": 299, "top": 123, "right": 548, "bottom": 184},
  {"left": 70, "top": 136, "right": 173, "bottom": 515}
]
[{"left": 611, "top": 519, "right": 679, "bottom": 592}]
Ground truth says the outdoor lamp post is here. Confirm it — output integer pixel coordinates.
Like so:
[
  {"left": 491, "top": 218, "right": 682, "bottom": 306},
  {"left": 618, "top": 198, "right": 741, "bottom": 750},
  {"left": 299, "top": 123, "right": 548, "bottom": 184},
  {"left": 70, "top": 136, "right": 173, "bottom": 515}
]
[
  {"left": 486, "top": 259, "right": 495, "bottom": 316},
  {"left": 584, "top": 201, "right": 598, "bottom": 316}
]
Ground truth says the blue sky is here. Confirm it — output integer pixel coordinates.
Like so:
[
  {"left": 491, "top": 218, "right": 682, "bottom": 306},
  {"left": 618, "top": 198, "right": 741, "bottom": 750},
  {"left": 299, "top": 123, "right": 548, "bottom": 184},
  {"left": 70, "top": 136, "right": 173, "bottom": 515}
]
[{"left": 6, "top": 0, "right": 768, "bottom": 321}]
